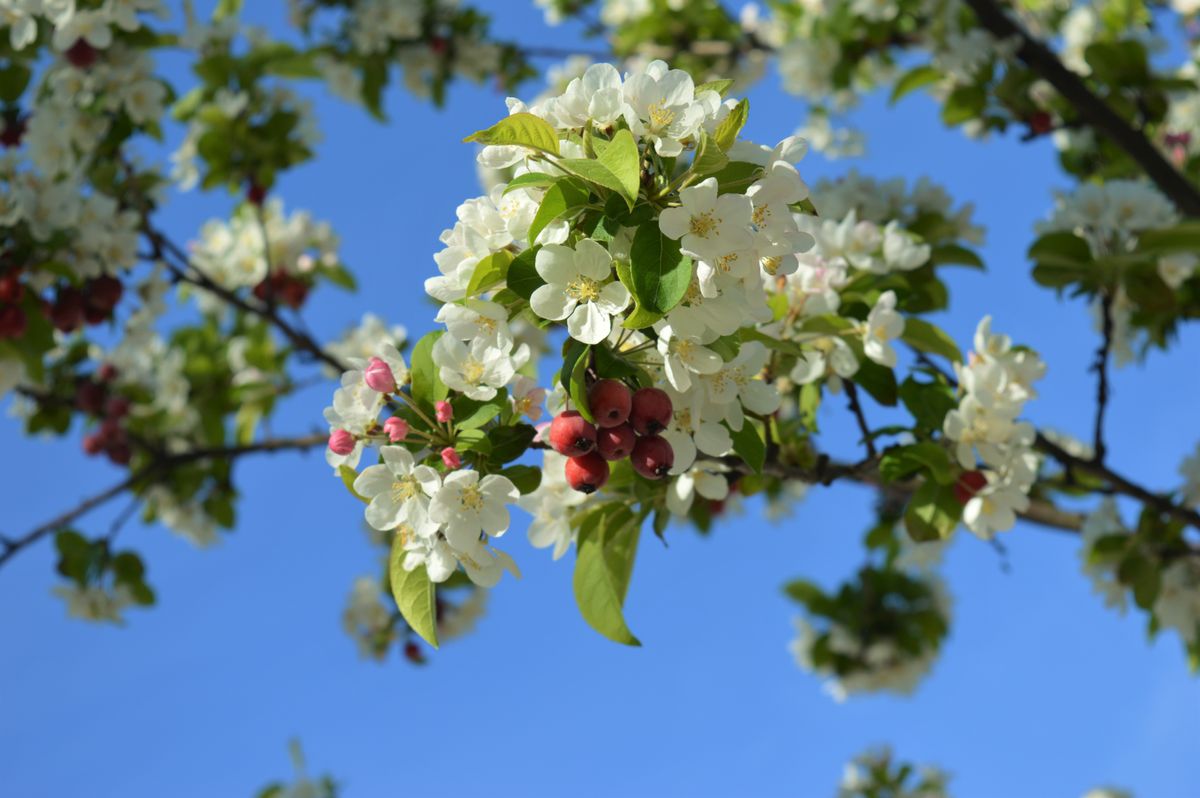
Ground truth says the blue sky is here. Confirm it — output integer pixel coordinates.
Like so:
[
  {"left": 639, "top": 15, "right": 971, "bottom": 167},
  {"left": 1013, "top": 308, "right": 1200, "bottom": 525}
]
[{"left": 2, "top": 3, "right": 1199, "bottom": 796}]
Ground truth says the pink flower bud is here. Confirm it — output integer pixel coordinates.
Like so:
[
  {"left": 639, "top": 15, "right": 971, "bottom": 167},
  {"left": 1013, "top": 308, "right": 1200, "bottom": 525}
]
[
  {"left": 363, "top": 357, "right": 396, "bottom": 394},
  {"left": 384, "top": 416, "right": 409, "bottom": 442},
  {"left": 435, "top": 400, "right": 453, "bottom": 423},
  {"left": 328, "top": 429, "right": 356, "bottom": 456},
  {"left": 440, "top": 446, "right": 462, "bottom": 469}
]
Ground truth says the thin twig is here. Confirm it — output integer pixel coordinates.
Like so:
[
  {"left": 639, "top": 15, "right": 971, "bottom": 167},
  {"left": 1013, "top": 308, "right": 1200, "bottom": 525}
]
[
  {"left": 0, "top": 433, "right": 327, "bottom": 571},
  {"left": 843, "top": 381, "right": 877, "bottom": 458},
  {"left": 1092, "top": 292, "right": 1114, "bottom": 463}
]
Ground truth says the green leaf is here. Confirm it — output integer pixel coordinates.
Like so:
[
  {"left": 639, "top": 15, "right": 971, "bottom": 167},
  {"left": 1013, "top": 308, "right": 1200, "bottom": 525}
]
[
  {"left": 901, "top": 318, "right": 962, "bottom": 363},
  {"left": 928, "top": 243, "right": 984, "bottom": 269},
  {"left": 0, "top": 62, "right": 32, "bottom": 104},
  {"left": 692, "top": 130, "right": 729, "bottom": 177},
  {"left": 569, "top": 344, "right": 593, "bottom": 422},
  {"left": 903, "top": 480, "right": 961, "bottom": 542},
  {"left": 409, "top": 331, "right": 448, "bottom": 406},
  {"left": 528, "top": 178, "right": 590, "bottom": 244},
  {"left": 941, "top": 85, "right": 987, "bottom": 126},
  {"left": 487, "top": 424, "right": 537, "bottom": 464},
  {"left": 501, "top": 465, "right": 542, "bottom": 494},
  {"left": 213, "top": 0, "right": 243, "bottom": 20},
  {"left": 783, "top": 578, "right": 825, "bottom": 607},
  {"left": 389, "top": 535, "right": 439, "bottom": 648},
  {"left": 853, "top": 360, "right": 898, "bottom": 406},
  {"left": 453, "top": 394, "right": 504, "bottom": 430},
  {"left": 890, "top": 65, "right": 941, "bottom": 105},
  {"left": 558, "top": 158, "right": 635, "bottom": 209},
  {"left": 573, "top": 504, "right": 641, "bottom": 646},
  {"left": 1134, "top": 221, "right": 1200, "bottom": 256},
  {"left": 695, "top": 79, "right": 735, "bottom": 97},
  {"left": 503, "top": 172, "right": 557, "bottom": 195},
  {"left": 339, "top": 466, "right": 369, "bottom": 503},
  {"left": 466, "top": 250, "right": 513, "bottom": 297},
  {"left": 713, "top": 98, "right": 748, "bottom": 150},
  {"left": 1028, "top": 231, "right": 1093, "bottom": 268},
  {"left": 880, "top": 442, "right": 955, "bottom": 485},
  {"left": 319, "top": 262, "right": 357, "bottom": 290},
  {"left": 597, "top": 128, "right": 641, "bottom": 207},
  {"left": 464, "top": 112, "right": 561, "bottom": 156},
  {"left": 506, "top": 246, "right": 543, "bottom": 300},
  {"left": 627, "top": 222, "right": 693, "bottom": 315},
  {"left": 900, "top": 377, "right": 957, "bottom": 433},
  {"left": 1118, "top": 552, "right": 1161, "bottom": 610},
  {"left": 728, "top": 419, "right": 766, "bottom": 474}
]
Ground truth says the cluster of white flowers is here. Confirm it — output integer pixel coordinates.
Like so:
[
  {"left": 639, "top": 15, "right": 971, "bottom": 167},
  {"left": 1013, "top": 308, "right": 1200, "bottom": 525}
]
[
  {"left": 943, "top": 317, "right": 1045, "bottom": 539},
  {"left": 325, "top": 313, "right": 408, "bottom": 372},
  {"left": 837, "top": 747, "right": 951, "bottom": 798},
  {"left": 189, "top": 199, "right": 337, "bottom": 311},
  {"left": 813, "top": 169, "right": 983, "bottom": 244},
  {"left": 2, "top": 0, "right": 165, "bottom": 52},
  {"left": 1040, "top": 180, "right": 1192, "bottom": 366},
  {"left": 1079, "top": 499, "right": 1131, "bottom": 612},
  {"left": 51, "top": 581, "right": 134, "bottom": 623},
  {"left": 789, "top": 575, "right": 952, "bottom": 702},
  {"left": 342, "top": 575, "right": 393, "bottom": 660}
]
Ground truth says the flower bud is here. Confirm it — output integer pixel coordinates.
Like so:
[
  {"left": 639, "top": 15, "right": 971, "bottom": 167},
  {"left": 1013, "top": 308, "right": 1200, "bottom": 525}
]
[
  {"left": 440, "top": 446, "right": 462, "bottom": 469},
  {"left": 384, "top": 416, "right": 409, "bottom": 442},
  {"left": 328, "top": 429, "right": 356, "bottom": 456},
  {"left": 435, "top": 400, "right": 453, "bottom": 423},
  {"left": 364, "top": 357, "right": 397, "bottom": 393}
]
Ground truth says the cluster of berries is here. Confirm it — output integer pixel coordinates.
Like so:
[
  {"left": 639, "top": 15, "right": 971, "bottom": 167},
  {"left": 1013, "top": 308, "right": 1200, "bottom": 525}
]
[
  {"left": 0, "top": 272, "right": 123, "bottom": 338},
  {"left": 77, "top": 365, "right": 133, "bottom": 465},
  {"left": 252, "top": 270, "right": 311, "bottom": 309},
  {"left": 549, "top": 380, "right": 676, "bottom": 494}
]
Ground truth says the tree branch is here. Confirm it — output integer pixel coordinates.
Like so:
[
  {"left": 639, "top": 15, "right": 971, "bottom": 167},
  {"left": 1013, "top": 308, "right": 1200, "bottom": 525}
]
[
  {"left": 0, "top": 433, "right": 328, "bottom": 571},
  {"left": 961, "top": 0, "right": 1200, "bottom": 217},
  {"left": 1092, "top": 292, "right": 1114, "bottom": 463},
  {"left": 843, "top": 381, "right": 878, "bottom": 458}
]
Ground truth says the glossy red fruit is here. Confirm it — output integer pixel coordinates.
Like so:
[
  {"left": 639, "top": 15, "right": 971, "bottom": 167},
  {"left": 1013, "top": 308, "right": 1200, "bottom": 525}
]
[
  {"left": 954, "top": 470, "right": 989, "bottom": 504},
  {"left": 82, "top": 432, "right": 105, "bottom": 456},
  {"left": 75, "top": 381, "right": 107, "bottom": 415},
  {"left": 630, "top": 387, "right": 673, "bottom": 436},
  {"left": 87, "top": 275, "right": 123, "bottom": 312},
  {"left": 595, "top": 423, "right": 636, "bottom": 461},
  {"left": 106, "top": 396, "right": 131, "bottom": 419},
  {"left": 588, "top": 378, "right": 632, "bottom": 428},
  {"left": 97, "top": 363, "right": 118, "bottom": 382},
  {"left": 565, "top": 452, "right": 610, "bottom": 494},
  {"left": 0, "top": 272, "right": 23, "bottom": 303},
  {"left": 0, "top": 304, "right": 26, "bottom": 338},
  {"left": 246, "top": 181, "right": 267, "bottom": 206},
  {"left": 1029, "top": 111, "right": 1053, "bottom": 136},
  {"left": 549, "top": 410, "right": 597, "bottom": 457},
  {"left": 278, "top": 276, "right": 309, "bottom": 309},
  {"left": 631, "top": 435, "right": 674, "bottom": 480},
  {"left": 65, "top": 39, "right": 99, "bottom": 69},
  {"left": 51, "top": 289, "right": 85, "bottom": 332}
]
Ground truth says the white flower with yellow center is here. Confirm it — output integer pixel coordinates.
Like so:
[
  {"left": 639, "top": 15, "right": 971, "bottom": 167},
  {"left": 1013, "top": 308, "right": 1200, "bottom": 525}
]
[
  {"left": 702, "top": 341, "right": 781, "bottom": 426},
  {"left": 429, "top": 470, "right": 519, "bottom": 551},
  {"left": 659, "top": 386, "right": 733, "bottom": 474},
  {"left": 621, "top": 59, "right": 710, "bottom": 156},
  {"left": 435, "top": 299, "right": 514, "bottom": 347},
  {"left": 656, "top": 323, "right": 723, "bottom": 393},
  {"left": 790, "top": 335, "right": 859, "bottom": 389},
  {"left": 432, "top": 334, "right": 524, "bottom": 401},
  {"left": 658, "top": 177, "right": 753, "bottom": 261},
  {"left": 353, "top": 446, "right": 443, "bottom": 533},
  {"left": 518, "top": 451, "right": 587, "bottom": 559},
  {"left": 530, "top": 239, "right": 630, "bottom": 345},
  {"left": 666, "top": 461, "right": 731, "bottom": 516},
  {"left": 962, "top": 479, "right": 1030, "bottom": 540},
  {"left": 862, "top": 290, "right": 904, "bottom": 367}
]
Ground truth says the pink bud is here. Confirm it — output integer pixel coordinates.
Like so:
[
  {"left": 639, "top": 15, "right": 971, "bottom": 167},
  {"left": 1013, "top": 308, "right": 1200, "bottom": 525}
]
[
  {"left": 435, "top": 400, "right": 453, "bottom": 423},
  {"left": 440, "top": 447, "right": 462, "bottom": 469},
  {"left": 384, "top": 416, "right": 409, "bottom": 442},
  {"left": 328, "top": 429, "right": 356, "bottom": 456},
  {"left": 363, "top": 357, "right": 396, "bottom": 394}
]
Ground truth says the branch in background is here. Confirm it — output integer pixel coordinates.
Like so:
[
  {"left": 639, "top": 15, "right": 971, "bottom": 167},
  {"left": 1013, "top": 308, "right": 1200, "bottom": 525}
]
[
  {"left": 0, "top": 433, "right": 328, "bottom": 571},
  {"left": 962, "top": 0, "right": 1200, "bottom": 217},
  {"left": 1092, "top": 292, "right": 1114, "bottom": 463},
  {"left": 843, "top": 381, "right": 878, "bottom": 458}
]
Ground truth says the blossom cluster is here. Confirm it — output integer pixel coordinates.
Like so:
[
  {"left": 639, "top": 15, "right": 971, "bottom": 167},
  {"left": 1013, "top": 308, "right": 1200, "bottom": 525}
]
[{"left": 943, "top": 318, "right": 1045, "bottom": 539}]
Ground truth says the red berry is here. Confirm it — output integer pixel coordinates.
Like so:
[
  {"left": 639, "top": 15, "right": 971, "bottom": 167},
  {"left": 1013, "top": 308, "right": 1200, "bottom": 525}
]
[
  {"left": 51, "top": 289, "right": 85, "bottom": 332},
  {"left": 0, "top": 272, "right": 23, "bottom": 303},
  {"left": 595, "top": 423, "right": 636, "bottom": 461},
  {"left": 106, "top": 396, "right": 131, "bottom": 419},
  {"left": 97, "top": 363, "right": 118, "bottom": 382},
  {"left": 403, "top": 640, "right": 425, "bottom": 664},
  {"left": 549, "top": 410, "right": 597, "bottom": 457},
  {"left": 87, "top": 275, "right": 123, "bottom": 313},
  {"left": 1029, "top": 111, "right": 1053, "bottom": 136},
  {"left": 82, "top": 433, "right": 105, "bottom": 456},
  {"left": 631, "top": 435, "right": 674, "bottom": 480},
  {"left": 954, "top": 470, "right": 989, "bottom": 504},
  {"left": 75, "top": 381, "right": 107, "bottom": 415},
  {"left": 278, "top": 276, "right": 309, "bottom": 309},
  {"left": 565, "top": 452, "right": 610, "bottom": 494},
  {"left": 0, "top": 304, "right": 26, "bottom": 339},
  {"left": 630, "top": 387, "right": 673, "bottom": 436},
  {"left": 252, "top": 279, "right": 271, "bottom": 302},
  {"left": 246, "top": 182, "right": 267, "bottom": 206},
  {"left": 65, "top": 39, "right": 99, "bottom": 69},
  {"left": 0, "top": 112, "right": 26, "bottom": 148},
  {"left": 588, "top": 378, "right": 633, "bottom": 428}
]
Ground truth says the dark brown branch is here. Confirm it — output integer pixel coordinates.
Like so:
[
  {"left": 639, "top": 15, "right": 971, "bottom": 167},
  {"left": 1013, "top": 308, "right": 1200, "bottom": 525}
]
[
  {"left": 0, "top": 433, "right": 327, "bottom": 571},
  {"left": 843, "top": 381, "right": 877, "bottom": 458},
  {"left": 1092, "top": 292, "right": 1114, "bottom": 463},
  {"left": 961, "top": 0, "right": 1200, "bottom": 217}
]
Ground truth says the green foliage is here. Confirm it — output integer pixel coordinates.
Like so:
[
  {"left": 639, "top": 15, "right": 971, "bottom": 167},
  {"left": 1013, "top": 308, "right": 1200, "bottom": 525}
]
[
  {"left": 573, "top": 503, "right": 642, "bottom": 646},
  {"left": 389, "top": 534, "right": 439, "bottom": 648},
  {"left": 627, "top": 223, "right": 693, "bottom": 315},
  {"left": 464, "top": 112, "right": 561, "bottom": 156}
]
